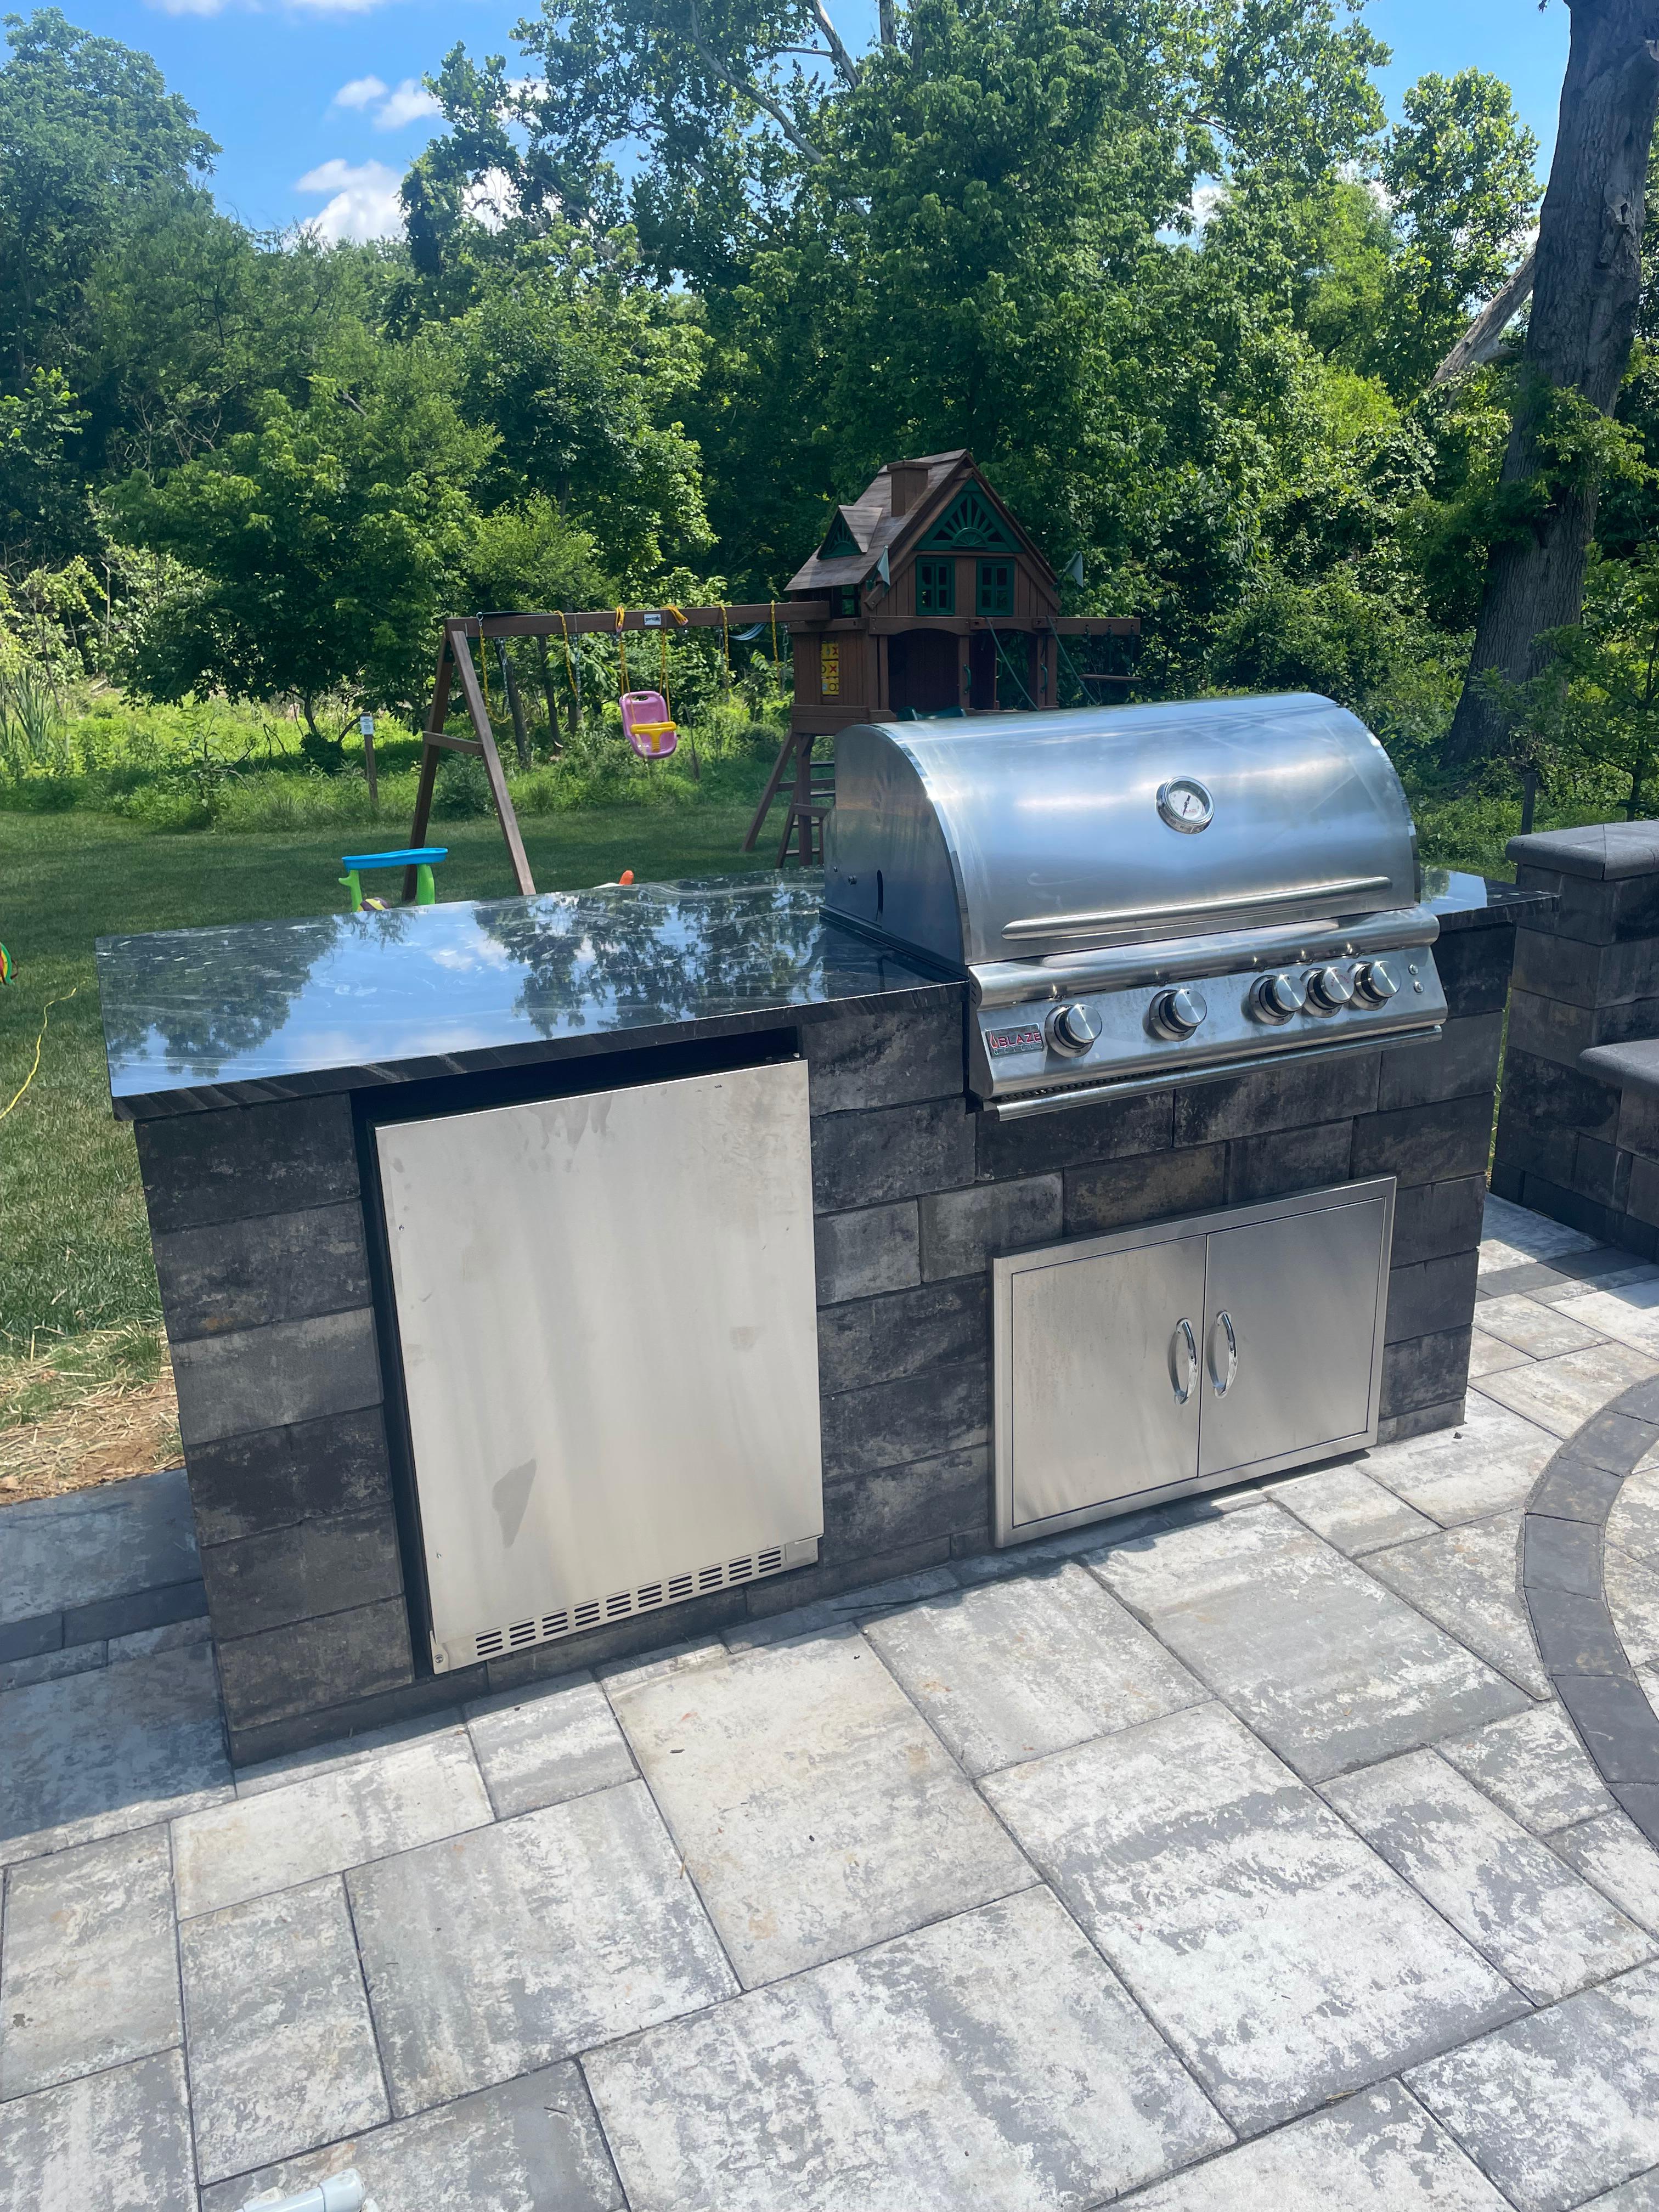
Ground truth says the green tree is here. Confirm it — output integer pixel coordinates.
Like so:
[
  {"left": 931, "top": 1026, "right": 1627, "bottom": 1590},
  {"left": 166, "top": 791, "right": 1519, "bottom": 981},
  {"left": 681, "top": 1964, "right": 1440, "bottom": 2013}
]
[
  {"left": 0, "top": 10, "right": 215, "bottom": 386},
  {"left": 1498, "top": 547, "right": 1659, "bottom": 819},
  {"left": 1447, "top": 0, "right": 1659, "bottom": 763},
  {"left": 108, "top": 342, "right": 492, "bottom": 758},
  {"left": 411, "top": 0, "right": 1388, "bottom": 290},
  {"left": 0, "top": 365, "right": 83, "bottom": 571},
  {"left": 1373, "top": 70, "right": 1539, "bottom": 396},
  {"left": 448, "top": 235, "right": 713, "bottom": 585}
]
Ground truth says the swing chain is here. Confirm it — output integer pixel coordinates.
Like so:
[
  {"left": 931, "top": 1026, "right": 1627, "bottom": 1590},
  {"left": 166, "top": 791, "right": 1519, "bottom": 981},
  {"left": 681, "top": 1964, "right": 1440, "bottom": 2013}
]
[
  {"left": 473, "top": 619, "right": 495, "bottom": 723},
  {"left": 556, "top": 610, "right": 580, "bottom": 716}
]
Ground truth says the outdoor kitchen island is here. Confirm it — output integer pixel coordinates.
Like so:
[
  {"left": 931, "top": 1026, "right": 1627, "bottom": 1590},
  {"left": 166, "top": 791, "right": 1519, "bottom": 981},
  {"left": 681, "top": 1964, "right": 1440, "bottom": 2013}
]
[{"left": 98, "top": 710, "right": 1544, "bottom": 1766}]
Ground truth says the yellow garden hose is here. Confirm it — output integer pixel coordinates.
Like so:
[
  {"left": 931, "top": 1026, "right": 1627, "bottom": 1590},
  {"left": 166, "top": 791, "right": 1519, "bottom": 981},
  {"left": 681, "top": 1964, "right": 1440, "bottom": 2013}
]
[{"left": 0, "top": 986, "right": 77, "bottom": 1125}]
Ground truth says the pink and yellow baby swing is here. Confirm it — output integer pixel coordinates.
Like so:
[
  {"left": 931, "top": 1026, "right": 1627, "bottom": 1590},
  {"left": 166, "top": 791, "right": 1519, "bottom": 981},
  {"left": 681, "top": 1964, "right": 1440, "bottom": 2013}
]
[{"left": 616, "top": 606, "right": 687, "bottom": 760}]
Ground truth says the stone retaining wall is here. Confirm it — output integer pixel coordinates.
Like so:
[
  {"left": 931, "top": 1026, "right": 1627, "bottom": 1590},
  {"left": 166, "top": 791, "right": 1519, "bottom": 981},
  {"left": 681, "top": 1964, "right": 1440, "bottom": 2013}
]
[{"left": 1493, "top": 823, "right": 1659, "bottom": 1256}]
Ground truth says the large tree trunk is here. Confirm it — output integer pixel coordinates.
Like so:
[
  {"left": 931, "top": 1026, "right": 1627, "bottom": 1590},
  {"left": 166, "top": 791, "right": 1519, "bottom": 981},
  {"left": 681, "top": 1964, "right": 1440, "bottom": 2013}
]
[{"left": 1446, "top": 1, "right": 1659, "bottom": 763}]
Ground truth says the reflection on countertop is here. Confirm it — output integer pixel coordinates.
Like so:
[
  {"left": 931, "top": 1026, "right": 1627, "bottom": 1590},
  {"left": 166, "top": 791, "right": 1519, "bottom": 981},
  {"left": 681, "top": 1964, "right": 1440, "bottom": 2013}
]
[
  {"left": 1421, "top": 869, "right": 1555, "bottom": 930},
  {"left": 96, "top": 874, "right": 957, "bottom": 1119}
]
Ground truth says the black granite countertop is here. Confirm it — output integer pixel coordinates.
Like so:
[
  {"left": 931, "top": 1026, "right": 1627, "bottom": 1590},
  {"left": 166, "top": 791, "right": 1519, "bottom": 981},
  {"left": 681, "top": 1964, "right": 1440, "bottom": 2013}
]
[
  {"left": 97, "top": 865, "right": 1538, "bottom": 1120},
  {"left": 97, "top": 875, "right": 957, "bottom": 1119},
  {"left": 1423, "top": 869, "right": 1556, "bottom": 933}
]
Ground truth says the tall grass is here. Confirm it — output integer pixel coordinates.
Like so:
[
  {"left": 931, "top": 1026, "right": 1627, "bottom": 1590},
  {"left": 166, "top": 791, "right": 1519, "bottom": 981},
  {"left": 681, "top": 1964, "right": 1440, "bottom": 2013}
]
[{"left": 0, "top": 688, "right": 789, "bottom": 833}]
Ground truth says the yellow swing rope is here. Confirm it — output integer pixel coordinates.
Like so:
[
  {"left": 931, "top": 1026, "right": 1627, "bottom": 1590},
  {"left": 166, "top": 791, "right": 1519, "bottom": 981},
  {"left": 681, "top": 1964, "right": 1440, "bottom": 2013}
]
[
  {"left": 614, "top": 606, "right": 629, "bottom": 693},
  {"left": 556, "top": 610, "right": 578, "bottom": 697},
  {"left": 659, "top": 605, "right": 687, "bottom": 713},
  {"left": 0, "top": 986, "right": 78, "bottom": 1125},
  {"left": 720, "top": 603, "right": 731, "bottom": 693},
  {"left": 770, "top": 599, "right": 782, "bottom": 689}
]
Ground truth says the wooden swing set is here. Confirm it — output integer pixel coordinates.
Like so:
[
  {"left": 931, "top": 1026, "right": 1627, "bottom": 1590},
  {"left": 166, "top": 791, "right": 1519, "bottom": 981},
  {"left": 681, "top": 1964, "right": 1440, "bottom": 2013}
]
[
  {"left": 400, "top": 600, "right": 828, "bottom": 902},
  {"left": 404, "top": 453, "right": 1139, "bottom": 900}
]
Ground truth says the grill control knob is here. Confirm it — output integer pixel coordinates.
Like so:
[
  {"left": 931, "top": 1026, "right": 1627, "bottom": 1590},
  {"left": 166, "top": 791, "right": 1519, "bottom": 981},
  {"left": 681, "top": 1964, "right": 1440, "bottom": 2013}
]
[
  {"left": 1047, "top": 1002, "right": 1103, "bottom": 1057},
  {"left": 1252, "top": 971, "right": 1307, "bottom": 1023},
  {"left": 1353, "top": 958, "right": 1400, "bottom": 1006},
  {"left": 1306, "top": 965, "right": 1354, "bottom": 1012},
  {"left": 1150, "top": 986, "right": 1207, "bottom": 1040}
]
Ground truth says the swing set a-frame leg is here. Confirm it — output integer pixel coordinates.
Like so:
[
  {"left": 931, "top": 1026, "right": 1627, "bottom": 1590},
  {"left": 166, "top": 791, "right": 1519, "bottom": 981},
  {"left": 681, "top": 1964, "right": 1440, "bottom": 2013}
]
[{"left": 407, "top": 620, "right": 537, "bottom": 901}]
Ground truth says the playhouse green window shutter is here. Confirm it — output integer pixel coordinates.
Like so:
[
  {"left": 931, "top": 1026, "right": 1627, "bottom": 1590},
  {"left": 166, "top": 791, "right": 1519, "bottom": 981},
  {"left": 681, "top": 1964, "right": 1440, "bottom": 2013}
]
[
  {"left": 916, "top": 559, "right": 955, "bottom": 613},
  {"left": 819, "top": 512, "right": 860, "bottom": 559},
  {"left": 977, "top": 560, "right": 1013, "bottom": 614},
  {"left": 919, "top": 488, "right": 1016, "bottom": 552}
]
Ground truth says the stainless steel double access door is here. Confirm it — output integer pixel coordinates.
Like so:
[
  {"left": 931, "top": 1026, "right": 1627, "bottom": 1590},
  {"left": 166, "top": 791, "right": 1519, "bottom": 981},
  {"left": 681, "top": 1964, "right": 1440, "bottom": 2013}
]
[{"left": 993, "top": 1178, "right": 1395, "bottom": 1545}]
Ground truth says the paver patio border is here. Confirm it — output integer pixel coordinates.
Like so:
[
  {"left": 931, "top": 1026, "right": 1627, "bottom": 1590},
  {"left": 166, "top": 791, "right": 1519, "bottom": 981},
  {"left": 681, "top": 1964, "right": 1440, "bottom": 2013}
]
[{"left": 1521, "top": 1372, "right": 1659, "bottom": 1846}]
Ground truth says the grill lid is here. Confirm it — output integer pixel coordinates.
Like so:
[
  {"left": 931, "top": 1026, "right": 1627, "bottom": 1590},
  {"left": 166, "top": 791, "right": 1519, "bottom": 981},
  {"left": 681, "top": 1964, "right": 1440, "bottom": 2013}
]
[{"left": 823, "top": 696, "right": 1420, "bottom": 970}]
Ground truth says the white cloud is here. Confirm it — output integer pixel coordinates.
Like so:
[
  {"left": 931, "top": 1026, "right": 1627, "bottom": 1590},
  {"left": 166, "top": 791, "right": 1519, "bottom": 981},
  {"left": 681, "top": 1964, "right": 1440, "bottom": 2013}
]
[
  {"left": 295, "top": 158, "right": 405, "bottom": 244},
  {"left": 375, "top": 78, "right": 443, "bottom": 131},
  {"left": 146, "top": 0, "right": 228, "bottom": 15},
  {"left": 332, "top": 75, "right": 388, "bottom": 111},
  {"left": 1187, "top": 180, "right": 1228, "bottom": 231},
  {"left": 287, "top": 0, "right": 398, "bottom": 13},
  {"left": 464, "top": 168, "right": 518, "bottom": 229}
]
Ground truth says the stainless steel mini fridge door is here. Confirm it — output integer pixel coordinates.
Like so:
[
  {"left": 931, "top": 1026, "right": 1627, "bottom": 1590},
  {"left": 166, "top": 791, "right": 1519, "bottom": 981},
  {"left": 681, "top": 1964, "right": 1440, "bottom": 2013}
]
[
  {"left": 996, "top": 1228, "right": 1206, "bottom": 1544},
  {"left": 376, "top": 1060, "right": 823, "bottom": 1671}
]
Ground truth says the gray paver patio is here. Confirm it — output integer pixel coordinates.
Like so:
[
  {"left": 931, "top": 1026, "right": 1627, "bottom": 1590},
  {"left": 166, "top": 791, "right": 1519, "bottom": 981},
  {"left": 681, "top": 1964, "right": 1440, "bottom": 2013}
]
[
  {"left": 1407, "top": 1960, "right": 1659, "bottom": 2212},
  {"left": 0, "top": 2049, "right": 196, "bottom": 2210},
  {"left": 1607, "top": 1545, "right": 1659, "bottom": 1671},
  {"left": 0, "top": 1465, "right": 198, "bottom": 1626},
  {"left": 196, "top": 2063, "right": 625, "bottom": 2212},
  {"left": 0, "top": 1827, "right": 180, "bottom": 2097},
  {"left": 1551, "top": 1810, "right": 1659, "bottom": 1938},
  {"left": 0, "top": 1640, "right": 230, "bottom": 1868},
  {"left": 584, "top": 1887, "right": 1233, "bottom": 2212},
  {"left": 1480, "top": 1341, "right": 1659, "bottom": 1440},
  {"left": 1469, "top": 1325, "right": 1534, "bottom": 1379},
  {"left": 1364, "top": 1510, "right": 1553, "bottom": 1697},
  {"left": 1118, "top": 2079, "right": 1510, "bottom": 2209},
  {"left": 180, "top": 1874, "right": 388, "bottom": 2182},
  {"left": 1087, "top": 1500, "right": 1531, "bottom": 1781},
  {"left": 604, "top": 1630, "right": 1032, "bottom": 1984},
  {"left": 172, "top": 1724, "right": 493, "bottom": 1916},
  {"left": 983, "top": 1700, "right": 1523, "bottom": 2134},
  {"left": 347, "top": 1780, "right": 738, "bottom": 2114},
  {"left": 1261, "top": 1460, "right": 1436, "bottom": 1554},
  {"left": 1610, "top": 1466, "right": 1659, "bottom": 1566},
  {"left": 1322, "top": 1749, "right": 1652, "bottom": 2004},
  {"left": 5, "top": 1189, "right": 1659, "bottom": 2207},
  {"left": 1357, "top": 1389, "right": 1560, "bottom": 1523},
  {"left": 861, "top": 1561, "right": 1204, "bottom": 1778},
  {"left": 464, "top": 1671, "right": 637, "bottom": 1817},
  {"left": 1439, "top": 1702, "right": 1621, "bottom": 1834}
]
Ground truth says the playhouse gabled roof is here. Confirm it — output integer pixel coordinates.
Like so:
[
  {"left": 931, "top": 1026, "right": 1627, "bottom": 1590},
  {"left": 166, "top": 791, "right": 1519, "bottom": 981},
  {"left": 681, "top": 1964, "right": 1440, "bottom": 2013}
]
[{"left": 787, "top": 452, "right": 1055, "bottom": 595}]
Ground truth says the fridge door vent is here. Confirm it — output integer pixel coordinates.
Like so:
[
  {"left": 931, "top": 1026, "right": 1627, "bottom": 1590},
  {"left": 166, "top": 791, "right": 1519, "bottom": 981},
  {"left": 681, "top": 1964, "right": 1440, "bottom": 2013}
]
[{"left": 441, "top": 1539, "right": 815, "bottom": 1671}]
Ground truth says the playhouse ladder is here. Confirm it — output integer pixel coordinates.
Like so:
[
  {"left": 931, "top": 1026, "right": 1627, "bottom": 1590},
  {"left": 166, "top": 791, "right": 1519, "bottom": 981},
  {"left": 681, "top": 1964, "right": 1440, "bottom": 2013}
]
[{"left": 746, "top": 730, "right": 834, "bottom": 865}]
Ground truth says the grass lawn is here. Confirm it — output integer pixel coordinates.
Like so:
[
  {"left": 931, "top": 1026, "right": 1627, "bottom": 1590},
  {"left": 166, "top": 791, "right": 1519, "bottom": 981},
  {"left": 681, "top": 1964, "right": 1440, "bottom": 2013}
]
[
  {"left": 0, "top": 749, "right": 1610, "bottom": 1395},
  {"left": 0, "top": 792, "right": 777, "bottom": 1367}
]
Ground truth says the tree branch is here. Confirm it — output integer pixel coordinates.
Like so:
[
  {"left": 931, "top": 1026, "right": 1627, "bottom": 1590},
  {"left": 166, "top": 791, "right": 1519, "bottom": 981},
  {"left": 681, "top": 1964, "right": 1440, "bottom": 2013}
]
[
  {"left": 684, "top": 3, "right": 825, "bottom": 161},
  {"left": 804, "top": 0, "right": 860, "bottom": 85},
  {"left": 1431, "top": 246, "right": 1537, "bottom": 386}
]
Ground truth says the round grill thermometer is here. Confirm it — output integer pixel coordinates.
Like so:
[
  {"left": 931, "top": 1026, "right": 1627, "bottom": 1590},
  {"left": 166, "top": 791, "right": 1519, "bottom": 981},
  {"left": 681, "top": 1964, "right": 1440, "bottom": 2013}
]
[{"left": 1156, "top": 777, "right": 1214, "bottom": 833}]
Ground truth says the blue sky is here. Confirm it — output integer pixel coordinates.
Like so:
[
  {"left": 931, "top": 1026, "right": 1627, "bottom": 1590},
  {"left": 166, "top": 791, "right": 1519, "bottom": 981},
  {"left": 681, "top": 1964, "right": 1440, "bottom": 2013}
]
[{"left": 36, "top": 0, "right": 1571, "bottom": 241}]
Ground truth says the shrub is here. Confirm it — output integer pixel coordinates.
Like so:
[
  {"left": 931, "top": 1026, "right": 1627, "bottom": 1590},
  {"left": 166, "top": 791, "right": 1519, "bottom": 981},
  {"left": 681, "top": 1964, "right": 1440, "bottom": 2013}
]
[{"left": 434, "top": 756, "right": 494, "bottom": 817}]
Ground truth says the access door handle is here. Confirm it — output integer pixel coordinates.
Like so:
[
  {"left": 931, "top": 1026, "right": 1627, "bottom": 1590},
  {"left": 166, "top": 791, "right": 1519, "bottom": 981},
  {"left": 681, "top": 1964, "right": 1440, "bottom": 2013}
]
[
  {"left": 1210, "top": 1310, "right": 1238, "bottom": 1395},
  {"left": 1170, "top": 1317, "right": 1198, "bottom": 1405}
]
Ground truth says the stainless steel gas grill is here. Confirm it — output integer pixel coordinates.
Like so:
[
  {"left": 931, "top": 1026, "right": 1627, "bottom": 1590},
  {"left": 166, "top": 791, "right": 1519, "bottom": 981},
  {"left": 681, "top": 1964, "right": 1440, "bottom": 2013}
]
[{"left": 824, "top": 695, "right": 1447, "bottom": 1119}]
